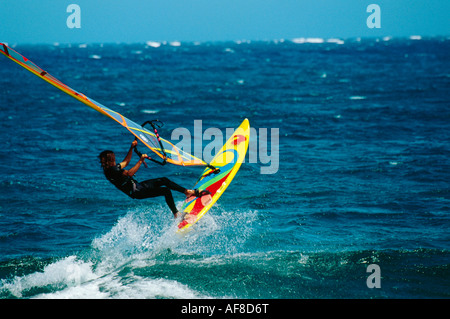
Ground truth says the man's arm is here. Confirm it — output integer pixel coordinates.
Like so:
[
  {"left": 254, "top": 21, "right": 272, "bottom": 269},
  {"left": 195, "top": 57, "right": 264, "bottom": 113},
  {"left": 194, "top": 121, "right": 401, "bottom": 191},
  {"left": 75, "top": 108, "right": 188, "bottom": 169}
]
[
  {"left": 119, "top": 140, "right": 138, "bottom": 169},
  {"left": 123, "top": 154, "right": 148, "bottom": 177}
]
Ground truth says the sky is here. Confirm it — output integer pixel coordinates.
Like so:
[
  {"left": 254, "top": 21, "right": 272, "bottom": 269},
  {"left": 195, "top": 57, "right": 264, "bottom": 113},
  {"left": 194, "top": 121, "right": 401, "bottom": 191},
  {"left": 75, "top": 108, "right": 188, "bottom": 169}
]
[{"left": 1, "top": 0, "right": 449, "bottom": 44}]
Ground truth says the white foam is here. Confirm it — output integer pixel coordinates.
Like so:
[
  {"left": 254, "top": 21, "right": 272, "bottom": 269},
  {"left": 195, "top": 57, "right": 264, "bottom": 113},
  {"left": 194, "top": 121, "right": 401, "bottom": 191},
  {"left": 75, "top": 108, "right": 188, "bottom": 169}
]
[
  {"left": 327, "top": 38, "right": 344, "bottom": 45},
  {"left": 91, "top": 210, "right": 152, "bottom": 255},
  {"left": 291, "top": 38, "right": 306, "bottom": 44},
  {"left": 146, "top": 41, "right": 161, "bottom": 48},
  {"left": 34, "top": 272, "right": 203, "bottom": 299},
  {"left": 349, "top": 96, "right": 366, "bottom": 100},
  {"left": 169, "top": 41, "right": 181, "bottom": 47},
  {"left": 308, "top": 38, "right": 324, "bottom": 43},
  {"left": 292, "top": 37, "right": 324, "bottom": 44},
  {"left": 410, "top": 35, "right": 422, "bottom": 40},
  {"left": 1, "top": 256, "right": 97, "bottom": 298},
  {"left": 0, "top": 207, "right": 215, "bottom": 299},
  {"left": 35, "top": 281, "right": 109, "bottom": 299},
  {"left": 235, "top": 40, "right": 251, "bottom": 44},
  {"left": 141, "top": 109, "right": 160, "bottom": 114},
  {"left": 1, "top": 205, "right": 260, "bottom": 299},
  {"left": 113, "top": 277, "right": 204, "bottom": 299}
]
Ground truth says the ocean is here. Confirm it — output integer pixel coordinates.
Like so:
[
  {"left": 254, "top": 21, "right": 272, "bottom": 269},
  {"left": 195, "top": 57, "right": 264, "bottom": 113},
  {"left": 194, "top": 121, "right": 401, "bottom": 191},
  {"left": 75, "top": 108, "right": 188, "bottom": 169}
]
[{"left": 0, "top": 37, "right": 449, "bottom": 300}]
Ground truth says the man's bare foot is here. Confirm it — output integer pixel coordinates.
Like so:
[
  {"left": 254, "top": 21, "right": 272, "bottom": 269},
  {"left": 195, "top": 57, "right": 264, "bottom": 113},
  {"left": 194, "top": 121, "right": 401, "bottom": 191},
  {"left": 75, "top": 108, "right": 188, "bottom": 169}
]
[{"left": 184, "top": 189, "right": 195, "bottom": 197}]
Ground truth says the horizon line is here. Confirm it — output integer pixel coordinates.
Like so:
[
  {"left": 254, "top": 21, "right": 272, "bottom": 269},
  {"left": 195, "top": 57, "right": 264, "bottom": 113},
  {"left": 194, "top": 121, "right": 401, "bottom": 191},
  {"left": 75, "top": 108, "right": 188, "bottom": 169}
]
[{"left": 4, "top": 34, "right": 450, "bottom": 47}]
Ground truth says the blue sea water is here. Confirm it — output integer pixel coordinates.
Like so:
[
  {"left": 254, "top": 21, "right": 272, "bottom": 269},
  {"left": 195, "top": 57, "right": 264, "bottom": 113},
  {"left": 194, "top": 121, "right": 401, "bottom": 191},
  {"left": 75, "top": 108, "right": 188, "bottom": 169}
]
[{"left": 0, "top": 38, "right": 449, "bottom": 299}]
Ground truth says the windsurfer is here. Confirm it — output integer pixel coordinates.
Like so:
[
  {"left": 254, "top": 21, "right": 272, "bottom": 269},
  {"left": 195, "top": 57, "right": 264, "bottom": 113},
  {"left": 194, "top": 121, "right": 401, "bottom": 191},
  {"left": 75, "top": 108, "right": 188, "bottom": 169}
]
[{"left": 99, "top": 140, "right": 196, "bottom": 218}]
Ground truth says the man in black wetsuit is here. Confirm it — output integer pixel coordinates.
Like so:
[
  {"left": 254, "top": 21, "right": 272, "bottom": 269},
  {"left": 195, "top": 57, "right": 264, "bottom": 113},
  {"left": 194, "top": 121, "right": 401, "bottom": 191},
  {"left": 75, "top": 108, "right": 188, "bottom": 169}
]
[{"left": 99, "top": 140, "right": 196, "bottom": 218}]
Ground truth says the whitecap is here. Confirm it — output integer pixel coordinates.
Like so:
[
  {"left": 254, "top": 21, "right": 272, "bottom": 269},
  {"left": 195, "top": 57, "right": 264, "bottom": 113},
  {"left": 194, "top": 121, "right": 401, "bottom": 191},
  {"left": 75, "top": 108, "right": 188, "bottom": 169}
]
[
  {"left": 112, "top": 277, "right": 205, "bottom": 299},
  {"left": 306, "top": 38, "right": 324, "bottom": 43},
  {"left": 291, "top": 37, "right": 306, "bottom": 44},
  {"left": 169, "top": 41, "right": 181, "bottom": 47},
  {"left": 410, "top": 35, "right": 422, "bottom": 40},
  {"left": 141, "top": 109, "right": 159, "bottom": 114},
  {"left": 327, "top": 38, "right": 344, "bottom": 45},
  {"left": 349, "top": 96, "right": 366, "bottom": 100},
  {"left": 292, "top": 37, "right": 324, "bottom": 44},
  {"left": 89, "top": 54, "right": 102, "bottom": 60},
  {"left": 146, "top": 41, "right": 161, "bottom": 48},
  {"left": 0, "top": 256, "right": 97, "bottom": 298}
]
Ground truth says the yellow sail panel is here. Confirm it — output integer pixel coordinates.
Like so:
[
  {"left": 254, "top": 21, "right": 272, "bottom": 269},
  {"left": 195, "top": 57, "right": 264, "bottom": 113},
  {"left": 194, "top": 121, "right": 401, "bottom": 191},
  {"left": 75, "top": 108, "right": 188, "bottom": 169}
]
[{"left": 0, "top": 43, "right": 206, "bottom": 167}]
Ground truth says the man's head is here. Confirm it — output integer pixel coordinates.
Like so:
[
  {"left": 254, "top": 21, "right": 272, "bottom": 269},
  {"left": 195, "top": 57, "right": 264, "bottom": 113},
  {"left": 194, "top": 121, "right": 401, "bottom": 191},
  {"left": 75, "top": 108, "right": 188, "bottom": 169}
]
[{"left": 99, "top": 150, "right": 116, "bottom": 169}]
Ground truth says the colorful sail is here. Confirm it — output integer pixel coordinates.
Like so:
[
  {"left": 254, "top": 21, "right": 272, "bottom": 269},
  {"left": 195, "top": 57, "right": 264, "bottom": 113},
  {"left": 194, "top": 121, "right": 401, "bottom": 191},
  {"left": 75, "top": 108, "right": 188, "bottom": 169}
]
[{"left": 0, "top": 43, "right": 206, "bottom": 167}]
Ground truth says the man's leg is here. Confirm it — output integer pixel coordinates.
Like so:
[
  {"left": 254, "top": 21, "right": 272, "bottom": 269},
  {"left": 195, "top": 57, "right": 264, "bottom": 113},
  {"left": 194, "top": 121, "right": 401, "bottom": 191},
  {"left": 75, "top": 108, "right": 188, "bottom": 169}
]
[
  {"left": 151, "top": 177, "right": 187, "bottom": 194},
  {"left": 133, "top": 178, "right": 186, "bottom": 215}
]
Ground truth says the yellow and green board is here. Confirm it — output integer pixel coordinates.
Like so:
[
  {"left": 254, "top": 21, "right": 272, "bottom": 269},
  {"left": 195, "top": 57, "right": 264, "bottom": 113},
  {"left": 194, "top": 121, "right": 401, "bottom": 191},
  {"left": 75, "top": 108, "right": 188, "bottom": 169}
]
[{"left": 177, "top": 119, "right": 250, "bottom": 233}]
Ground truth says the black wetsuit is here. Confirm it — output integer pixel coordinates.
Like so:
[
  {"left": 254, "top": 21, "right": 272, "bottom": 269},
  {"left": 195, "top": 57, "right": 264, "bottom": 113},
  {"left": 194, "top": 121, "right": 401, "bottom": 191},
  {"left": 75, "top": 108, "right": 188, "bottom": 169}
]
[{"left": 103, "top": 164, "right": 186, "bottom": 214}]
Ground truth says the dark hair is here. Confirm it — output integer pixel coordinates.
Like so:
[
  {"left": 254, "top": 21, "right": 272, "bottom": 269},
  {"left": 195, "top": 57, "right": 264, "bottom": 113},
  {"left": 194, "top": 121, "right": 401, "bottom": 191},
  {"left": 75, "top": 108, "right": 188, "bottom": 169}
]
[{"left": 99, "top": 150, "right": 115, "bottom": 169}]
